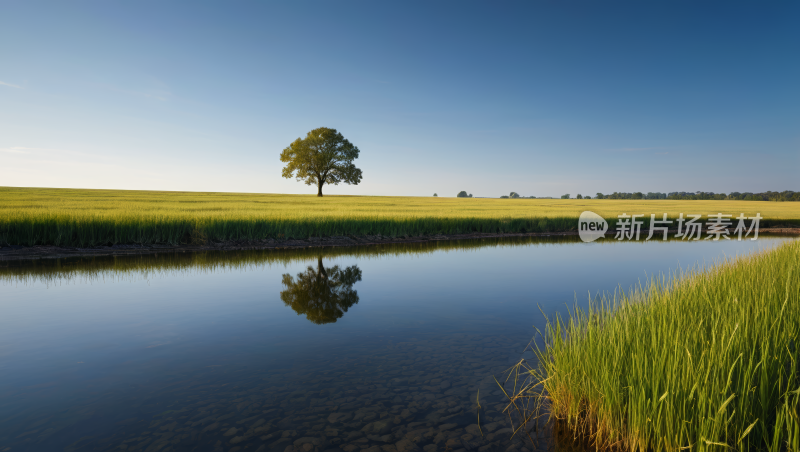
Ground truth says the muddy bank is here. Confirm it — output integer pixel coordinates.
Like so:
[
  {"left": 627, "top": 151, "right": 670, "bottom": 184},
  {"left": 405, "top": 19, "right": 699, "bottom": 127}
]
[{"left": 1, "top": 228, "right": 798, "bottom": 262}]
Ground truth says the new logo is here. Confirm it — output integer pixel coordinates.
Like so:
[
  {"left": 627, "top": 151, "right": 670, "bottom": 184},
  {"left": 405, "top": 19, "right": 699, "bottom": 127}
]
[{"left": 578, "top": 211, "right": 608, "bottom": 242}]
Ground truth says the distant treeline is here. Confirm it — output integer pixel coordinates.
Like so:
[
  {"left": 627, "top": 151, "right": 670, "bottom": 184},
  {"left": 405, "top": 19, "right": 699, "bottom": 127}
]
[
  {"left": 592, "top": 191, "right": 800, "bottom": 201},
  {"left": 502, "top": 191, "right": 799, "bottom": 201}
]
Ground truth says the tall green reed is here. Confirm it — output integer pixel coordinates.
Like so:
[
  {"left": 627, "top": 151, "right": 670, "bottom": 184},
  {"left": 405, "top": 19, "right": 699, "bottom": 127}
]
[{"left": 515, "top": 240, "right": 799, "bottom": 452}]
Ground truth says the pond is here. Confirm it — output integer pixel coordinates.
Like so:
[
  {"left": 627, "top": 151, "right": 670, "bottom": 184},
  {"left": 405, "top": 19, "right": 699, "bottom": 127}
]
[{"left": 0, "top": 235, "right": 795, "bottom": 452}]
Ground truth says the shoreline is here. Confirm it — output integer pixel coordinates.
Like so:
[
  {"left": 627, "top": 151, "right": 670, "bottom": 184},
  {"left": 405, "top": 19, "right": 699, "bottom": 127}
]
[{"left": 1, "top": 228, "right": 798, "bottom": 263}]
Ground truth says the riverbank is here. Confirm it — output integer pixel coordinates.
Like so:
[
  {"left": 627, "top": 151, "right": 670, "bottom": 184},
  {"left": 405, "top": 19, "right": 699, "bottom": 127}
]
[
  {"left": 0, "top": 230, "right": 596, "bottom": 262},
  {"left": 517, "top": 238, "right": 800, "bottom": 451},
  {"left": 1, "top": 228, "right": 799, "bottom": 262}
]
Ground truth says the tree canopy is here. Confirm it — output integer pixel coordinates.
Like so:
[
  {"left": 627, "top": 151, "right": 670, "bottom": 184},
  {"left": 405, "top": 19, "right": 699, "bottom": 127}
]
[
  {"left": 280, "top": 257, "right": 362, "bottom": 325},
  {"left": 280, "top": 127, "right": 362, "bottom": 197}
]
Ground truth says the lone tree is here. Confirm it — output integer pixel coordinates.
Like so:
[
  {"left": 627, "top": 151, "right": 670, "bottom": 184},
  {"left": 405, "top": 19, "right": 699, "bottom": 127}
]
[{"left": 280, "top": 127, "right": 363, "bottom": 197}]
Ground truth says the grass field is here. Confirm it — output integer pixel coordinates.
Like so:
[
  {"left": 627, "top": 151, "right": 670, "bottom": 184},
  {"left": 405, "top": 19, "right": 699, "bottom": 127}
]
[
  {"left": 1, "top": 187, "right": 799, "bottom": 247},
  {"left": 513, "top": 240, "right": 799, "bottom": 452}
]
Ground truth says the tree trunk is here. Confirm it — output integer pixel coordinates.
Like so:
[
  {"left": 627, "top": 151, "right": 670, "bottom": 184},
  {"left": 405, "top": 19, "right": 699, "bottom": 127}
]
[{"left": 317, "top": 182, "right": 323, "bottom": 197}]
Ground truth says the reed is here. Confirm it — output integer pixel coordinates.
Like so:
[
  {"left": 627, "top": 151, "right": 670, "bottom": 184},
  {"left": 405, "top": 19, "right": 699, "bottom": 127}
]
[{"left": 513, "top": 240, "right": 799, "bottom": 451}]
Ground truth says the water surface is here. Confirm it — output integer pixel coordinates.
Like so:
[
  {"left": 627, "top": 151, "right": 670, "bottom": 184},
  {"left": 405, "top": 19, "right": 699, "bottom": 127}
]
[{"left": 0, "top": 236, "right": 793, "bottom": 452}]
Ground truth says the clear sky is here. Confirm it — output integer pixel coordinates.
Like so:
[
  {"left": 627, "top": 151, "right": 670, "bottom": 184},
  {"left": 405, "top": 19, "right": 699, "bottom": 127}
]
[{"left": 1, "top": 1, "right": 798, "bottom": 198}]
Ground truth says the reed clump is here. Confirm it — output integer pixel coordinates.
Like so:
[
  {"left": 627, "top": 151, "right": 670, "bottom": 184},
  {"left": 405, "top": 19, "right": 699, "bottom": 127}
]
[{"left": 515, "top": 240, "right": 800, "bottom": 452}]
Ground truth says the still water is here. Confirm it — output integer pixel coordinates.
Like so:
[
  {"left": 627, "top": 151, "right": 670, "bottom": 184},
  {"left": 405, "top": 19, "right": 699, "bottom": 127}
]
[{"left": 0, "top": 236, "right": 794, "bottom": 452}]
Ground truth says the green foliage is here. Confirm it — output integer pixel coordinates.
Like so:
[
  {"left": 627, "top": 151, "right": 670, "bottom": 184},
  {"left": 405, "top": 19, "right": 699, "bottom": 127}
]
[
  {"left": 525, "top": 241, "right": 800, "bottom": 451},
  {"left": 457, "top": 191, "right": 469, "bottom": 198},
  {"left": 561, "top": 194, "right": 570, "bottom": 199},
  {"left": 596, "top": 193, "right": 605, "bottom": 199},
  {"left": 433, "top": 193, "right": 438, "bottom": 197},
  {"left": 280, "top": 127, "right": 362, "bottom": 197},
  {"left": 718, "top": 191, "right": 800, "bottom": 201},
  {"left": 510, "top": 192, "right": 520, "bottom": 199},
  {"left": 607, "top": 191, "right": 667, "bottom": 200},
  {"left": 576, "top": 194, "right": 583, "bottom": 199}
]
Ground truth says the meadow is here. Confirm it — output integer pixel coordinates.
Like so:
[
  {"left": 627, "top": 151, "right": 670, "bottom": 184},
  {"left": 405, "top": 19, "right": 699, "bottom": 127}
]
[
  {"left": 1, "top": 187, "right": 799, "bottom": 247},
  {"left": 514, "top": 239, "right": 799, "bottom": 452}
]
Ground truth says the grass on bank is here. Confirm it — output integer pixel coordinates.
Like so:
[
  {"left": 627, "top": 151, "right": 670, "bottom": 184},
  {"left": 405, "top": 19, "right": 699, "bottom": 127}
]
[
  {"left": 1, "top": 187, "right": 799, "bottom": 247},
  {"left": 512, "top": 240, "right": 799, "bottom": 452}
]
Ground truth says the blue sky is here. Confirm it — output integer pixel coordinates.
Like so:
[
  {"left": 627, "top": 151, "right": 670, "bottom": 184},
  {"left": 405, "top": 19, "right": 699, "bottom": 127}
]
[{"left": 1, "top": 1, "right": 798, "bottom": 197}]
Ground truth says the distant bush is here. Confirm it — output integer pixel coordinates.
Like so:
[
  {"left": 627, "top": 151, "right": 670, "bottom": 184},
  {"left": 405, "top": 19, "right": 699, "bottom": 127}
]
[
  {"left": 500, "top": 196, "right": 509, "bottom": 199},
  {"left": 457, "top": 191, "right": 469, "bottom": 198},
  {"left": 510, "top": 192, "right": 520, "bottom": 199},
  {"left": 576, "top": 194, "right": 583, "bottom": 199},
  {"left": 433, "top": 193, "right": 438, "bottom": 197},
  {"left": 561, "top": 194, "right": 570, "bottom": 199}
]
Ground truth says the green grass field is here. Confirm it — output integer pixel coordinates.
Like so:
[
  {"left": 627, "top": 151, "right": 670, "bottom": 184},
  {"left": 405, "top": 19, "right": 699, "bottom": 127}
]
[
  {"left": 1, "top": 187, "right": 799, "bottom": 247},
  {"left": 515, "top": 240, "right": 799, "bottom": 452}
]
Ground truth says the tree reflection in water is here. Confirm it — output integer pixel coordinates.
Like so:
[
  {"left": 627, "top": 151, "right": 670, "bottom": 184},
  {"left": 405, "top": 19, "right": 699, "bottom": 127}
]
[{"left": 280, "top": 257, "right": 362, "bottom": 324}]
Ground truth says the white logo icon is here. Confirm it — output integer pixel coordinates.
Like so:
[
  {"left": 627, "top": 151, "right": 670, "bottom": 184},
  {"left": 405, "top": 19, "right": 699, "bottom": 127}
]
[{"left": 579, "top": 211, "right": 608, "bottom": 243}]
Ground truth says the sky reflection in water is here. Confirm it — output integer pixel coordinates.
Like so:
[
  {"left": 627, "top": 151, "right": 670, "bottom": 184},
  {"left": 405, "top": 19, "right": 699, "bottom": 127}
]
[{"left": 0, "top": 236, "right": 794, "bottom": 451}]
